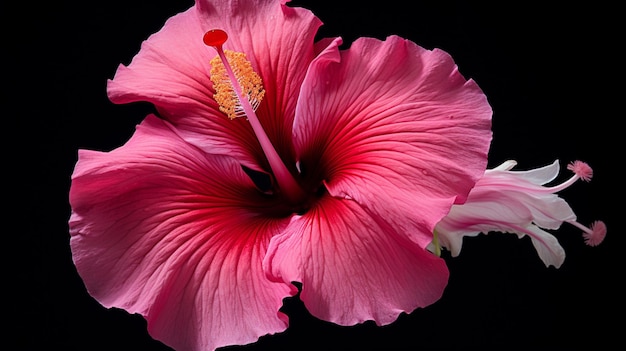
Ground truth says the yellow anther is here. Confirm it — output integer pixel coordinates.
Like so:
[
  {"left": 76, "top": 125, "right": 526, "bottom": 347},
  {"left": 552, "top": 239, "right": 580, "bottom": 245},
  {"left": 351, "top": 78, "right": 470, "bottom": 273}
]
[{"left": 210, "top": 50, "right": 265, "bottom": 119}]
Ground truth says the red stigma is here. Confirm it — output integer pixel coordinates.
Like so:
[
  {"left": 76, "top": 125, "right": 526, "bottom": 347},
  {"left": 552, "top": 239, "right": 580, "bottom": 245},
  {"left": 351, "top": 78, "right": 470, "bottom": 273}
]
[{"left": 203, "top": 29, "right": 228, "bottom": 48}]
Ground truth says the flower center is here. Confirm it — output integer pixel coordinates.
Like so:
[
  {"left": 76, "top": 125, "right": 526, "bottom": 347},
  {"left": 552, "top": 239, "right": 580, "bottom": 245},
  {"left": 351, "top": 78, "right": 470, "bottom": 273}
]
[{"left": 203, "top": 29, "right": 306, "bottom": 205}]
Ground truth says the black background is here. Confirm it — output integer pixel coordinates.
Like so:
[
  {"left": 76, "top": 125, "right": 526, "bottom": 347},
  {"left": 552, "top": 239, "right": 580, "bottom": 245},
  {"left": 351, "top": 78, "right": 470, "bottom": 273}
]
[{"left": 9, "top": 0, "right": 621, "bottom": 350}]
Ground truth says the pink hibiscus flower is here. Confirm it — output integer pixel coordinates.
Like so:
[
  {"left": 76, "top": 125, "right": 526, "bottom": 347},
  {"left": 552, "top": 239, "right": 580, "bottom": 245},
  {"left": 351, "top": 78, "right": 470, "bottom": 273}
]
[
  {"left": 433, "top": 160, "right": 607, "bottom": 268},
  {"left": 69, "top": 0, "right": 490, "bottom": 350}
]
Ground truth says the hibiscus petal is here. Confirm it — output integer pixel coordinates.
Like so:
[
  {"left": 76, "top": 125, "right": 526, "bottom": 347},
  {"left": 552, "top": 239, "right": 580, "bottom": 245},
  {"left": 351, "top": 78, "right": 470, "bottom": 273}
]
[
  {"left": 293, "top": 35, "right": 492, "bottom": 247},
  {"left": 524, "top": 224, "right": 566, "bottom": 268},
  {"left": 69, "top": 115, "right": 295, "bottom": 351},
  {"left": 486, "top": 159, "right": 560, "bottom": 185},
  {"left": 264, "top": 196, "right": 449, "bottom": 326},
  {"left": 107, "top": 0, "right": 323, "bottom": 170},
  {"left": 435, "top": 201, "right": 567, "bottom": 267}
]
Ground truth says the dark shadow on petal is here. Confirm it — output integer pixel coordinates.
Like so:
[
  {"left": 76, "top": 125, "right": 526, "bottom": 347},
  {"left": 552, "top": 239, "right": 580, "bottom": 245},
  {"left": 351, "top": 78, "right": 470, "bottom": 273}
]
[{"left": 241, "top": 165, "right": 274, "bottom": 194}]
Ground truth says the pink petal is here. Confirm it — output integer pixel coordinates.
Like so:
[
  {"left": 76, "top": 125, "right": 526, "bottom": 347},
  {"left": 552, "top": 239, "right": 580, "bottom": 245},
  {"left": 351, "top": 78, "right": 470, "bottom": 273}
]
[
  {"left": 487, "top": 159, "right": 560, "bottom": 185},
  {"left": 436, "top": 200, "right": 567, "bottom": 267},
  {"left": 479, "top": 160, "right": 577, "bottom": 229},
  {"left": 293, "top": 35, "right": 492, "bottom": 248},
  {"left": 264, "top": 196, "right": 449, "bottom": 326},
  {"left": 69, "top": 115, "right": 295, "bottom": 351},
  {"left": 107, "top": 0, "right": 323, "bottom": 169}
]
